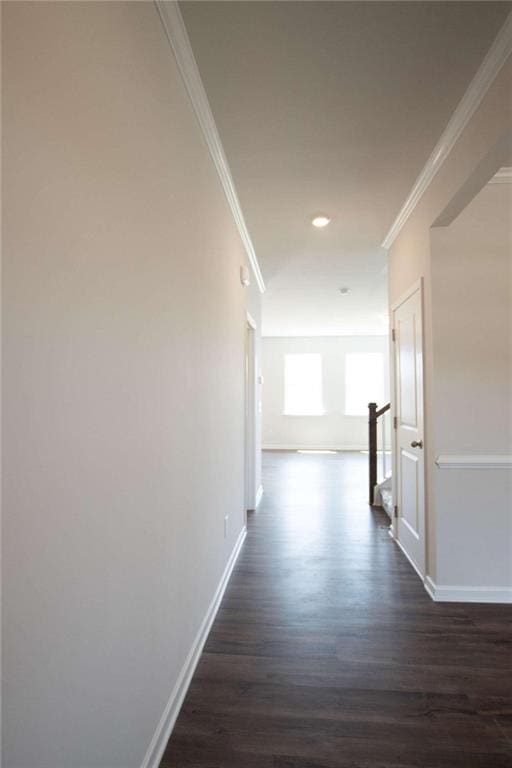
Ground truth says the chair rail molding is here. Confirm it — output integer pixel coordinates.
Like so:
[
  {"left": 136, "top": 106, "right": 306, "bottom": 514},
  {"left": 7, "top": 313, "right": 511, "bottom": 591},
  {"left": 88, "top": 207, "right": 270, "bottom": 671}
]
[
  {"left": 382, "top": 10, "right": 512, "bottom": 250},
  {"left": 154, "top": 0, "right": 265, "bottom": 294},
  {"left": 436, "top": 455, "right": 512, "bottom": 469}
]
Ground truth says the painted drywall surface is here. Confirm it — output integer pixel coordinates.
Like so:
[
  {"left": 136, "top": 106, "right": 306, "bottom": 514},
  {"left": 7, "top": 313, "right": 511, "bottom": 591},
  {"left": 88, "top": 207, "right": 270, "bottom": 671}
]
[
  {"left": 182, "top": 2, "right": 510, "bottom": 340},
  {"left": 388, "top": 54, "right": 512, "bottom": 587},
  {"left": 246, "top": 280, "right": 263, "bottom": 502},
  {"left": 434, "top": 470, "right": 512, "bottom": 588},
  {"left": 2, "top": 3, "right": 260, "bottom": 767},
  {"left": 262, "top": 336, "right": 389, "bottom": 450},
  {"left": 431, "top": 182, "right": 512, "bottom": 588},
  {"left": 0, "top": 1, "right": 3, "bottom": 760},
  {"left": 432, "top": 183, "right": 512, "bottom": 455},
  {"left": 0, "top": 2, "right": 3, "bottom": 759}
]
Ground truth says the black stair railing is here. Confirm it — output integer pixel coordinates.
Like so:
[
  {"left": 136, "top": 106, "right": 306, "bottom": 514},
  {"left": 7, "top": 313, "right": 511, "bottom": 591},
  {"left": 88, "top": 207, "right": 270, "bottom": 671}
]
[{"left": 368, "top": 401, "right": 391, "bottom": 505}]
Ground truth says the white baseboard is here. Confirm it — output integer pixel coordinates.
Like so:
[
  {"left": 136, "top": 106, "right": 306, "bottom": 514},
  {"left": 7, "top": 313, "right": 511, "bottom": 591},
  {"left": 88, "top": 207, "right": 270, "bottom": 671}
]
[
  {"left": 423, "top": 575, "right": 436, "bottom": 601},
  {"left": 424, "top": 575, "right": 512, "bottom": 604},
  {"left": 140, "top": 526, "right": 247, "bottom": 768},
  {"left": 262, "top": 444, "right": 366, "bottom": 452},
  {"left": 391, "top": 532, "right": 426, "bottom": 583},
  {"left": 389, "top": 534, "right": 512, "bottom": 604},
  {"left": 255, "top": 485, "right": 264, "bottom": 508}
]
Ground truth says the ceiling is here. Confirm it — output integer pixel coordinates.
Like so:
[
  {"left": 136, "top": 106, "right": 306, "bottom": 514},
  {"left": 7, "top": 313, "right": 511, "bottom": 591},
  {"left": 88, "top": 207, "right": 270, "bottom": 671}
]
[{"left": 181, "top": 1, "right": 511, "bottom": 336}]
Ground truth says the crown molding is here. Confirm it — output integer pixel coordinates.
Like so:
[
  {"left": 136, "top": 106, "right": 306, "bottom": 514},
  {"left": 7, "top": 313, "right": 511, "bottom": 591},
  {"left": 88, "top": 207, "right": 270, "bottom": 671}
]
[
  {"left": 382, "top": 10, "right": 512, "bottom": 250},
  {"left": 436, "top": 455, "right": 512, "bottom": 469},
  {"left": 489, "top": 166, "right": 512, "bottom": 184},
  {"left": 154, "top": 1, "right": 265, "bottom": 294}
]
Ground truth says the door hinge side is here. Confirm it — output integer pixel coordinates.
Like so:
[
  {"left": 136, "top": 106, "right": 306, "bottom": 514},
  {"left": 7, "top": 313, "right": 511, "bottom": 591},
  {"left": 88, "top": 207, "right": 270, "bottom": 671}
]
[
  {"left": 391, "top": 328, "right": 396, "bottom": 342},
  {"left": 393, "top": 416, "right": 398, "bottom": 429},
  {"left": 394, "top": 505, "right": 398, "bottom": 518}
]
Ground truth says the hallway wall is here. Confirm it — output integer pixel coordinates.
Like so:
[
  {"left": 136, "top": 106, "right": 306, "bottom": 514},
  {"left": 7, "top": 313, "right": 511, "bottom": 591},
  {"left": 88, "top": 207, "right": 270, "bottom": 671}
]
[
  {"left": 262, "top": 336, "right": 389, "bottom": 450},
  {"left": 388, "top": 50, "right": 512, "bottom": 597},
  {"left": 430, "top": 181, "right": 512, "bottom": 591},
  {"left": 246, "top": 288, "right": 263, "bottom": 507},
  {"left": 2, "top": 3, "right": 261, "bottom": 767}
]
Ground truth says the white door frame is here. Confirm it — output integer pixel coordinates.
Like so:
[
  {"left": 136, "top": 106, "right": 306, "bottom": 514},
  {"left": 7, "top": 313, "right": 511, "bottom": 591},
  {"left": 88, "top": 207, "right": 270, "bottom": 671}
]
[
  {"left": 390, "top": 277, "right": 426, "bottom": 577},
  {"left": 245, "top": 312, "right": 257, "bottom": 515}
]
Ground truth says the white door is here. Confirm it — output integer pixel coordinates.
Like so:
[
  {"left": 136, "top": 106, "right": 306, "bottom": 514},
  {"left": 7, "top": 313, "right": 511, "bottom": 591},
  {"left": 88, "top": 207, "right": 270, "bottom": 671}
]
[{"left": 392, "top": 282, "right": 425, "bottom": 576}]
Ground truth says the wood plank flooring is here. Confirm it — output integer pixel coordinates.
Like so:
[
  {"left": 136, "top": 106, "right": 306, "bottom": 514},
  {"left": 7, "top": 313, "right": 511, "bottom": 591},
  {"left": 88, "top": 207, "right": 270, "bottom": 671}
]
[{"left": 160, "top": 450, "right": 512, "bottom": 768}]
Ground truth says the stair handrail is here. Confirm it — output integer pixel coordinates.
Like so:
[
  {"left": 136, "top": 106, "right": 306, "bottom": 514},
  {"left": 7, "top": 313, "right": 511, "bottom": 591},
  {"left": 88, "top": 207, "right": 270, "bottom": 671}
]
[{"left": 368, "top": 401, "right": 390, "bottom": 505}]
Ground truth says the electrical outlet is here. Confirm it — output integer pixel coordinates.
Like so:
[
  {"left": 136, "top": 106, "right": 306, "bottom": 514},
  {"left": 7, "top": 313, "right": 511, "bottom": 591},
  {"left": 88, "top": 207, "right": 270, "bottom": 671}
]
[{"left": 224, "top": 515, "right": 229, "bottom": 538}]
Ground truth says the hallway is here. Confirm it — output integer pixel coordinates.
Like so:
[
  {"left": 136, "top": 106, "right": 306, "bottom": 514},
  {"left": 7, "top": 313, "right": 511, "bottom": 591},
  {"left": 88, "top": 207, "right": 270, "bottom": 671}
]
[{"left": 161, "top": 451, "right": 512, "bottom": 768}]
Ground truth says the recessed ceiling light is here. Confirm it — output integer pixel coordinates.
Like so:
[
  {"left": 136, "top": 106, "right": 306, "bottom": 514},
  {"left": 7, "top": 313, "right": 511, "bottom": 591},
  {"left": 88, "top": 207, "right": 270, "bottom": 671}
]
[
  {"left": 312, "top": 215, "right": 331, "bottom": 228},
  {"left": 339, "top": 287, "right": 350, "bottom": 295}
]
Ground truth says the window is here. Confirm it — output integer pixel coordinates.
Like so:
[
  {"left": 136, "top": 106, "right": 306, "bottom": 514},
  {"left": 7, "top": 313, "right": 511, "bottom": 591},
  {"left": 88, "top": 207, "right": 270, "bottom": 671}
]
[
  {"left": 284, "top": 353, "right": 324, "bottom": 415},
  {"left": 345, "top": 353, "right": 385, "bottom": 416}
]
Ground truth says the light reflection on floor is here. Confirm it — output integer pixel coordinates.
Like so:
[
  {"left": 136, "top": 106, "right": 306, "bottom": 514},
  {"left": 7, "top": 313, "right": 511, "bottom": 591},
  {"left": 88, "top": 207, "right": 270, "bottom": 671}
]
[{"left": 258, "top": 450, "right": 393, "bottom": 607}]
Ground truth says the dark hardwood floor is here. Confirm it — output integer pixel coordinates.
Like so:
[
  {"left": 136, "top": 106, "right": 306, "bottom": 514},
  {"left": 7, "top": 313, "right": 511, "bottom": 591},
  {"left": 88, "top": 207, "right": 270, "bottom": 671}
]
[{"left": 160, "top": 450, "right": 512, "bottom": 768}]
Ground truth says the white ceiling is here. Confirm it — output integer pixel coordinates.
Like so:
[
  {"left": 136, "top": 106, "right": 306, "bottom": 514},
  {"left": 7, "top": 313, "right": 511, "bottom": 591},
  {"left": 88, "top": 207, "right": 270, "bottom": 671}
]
[{"left": 181, "top": 1, "right": 511, "bottom": 336}]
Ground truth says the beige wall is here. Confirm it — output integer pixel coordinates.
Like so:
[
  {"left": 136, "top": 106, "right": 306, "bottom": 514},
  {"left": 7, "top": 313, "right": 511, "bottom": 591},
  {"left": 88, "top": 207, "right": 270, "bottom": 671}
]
[
  {"left": 431, "top": 183, "right": 512, "bottom": 456},
  {"left": 2, "top": 3, "right": 261, "bottom": 767},
  {"left": 245, "top": 278, "right": 263, "bottom": 504},
  {"left": 431, "top": 182, "right": 512, "bottom": 588},
  {"left": 388, "top": 53, "right": 512, "bottom": 590}
]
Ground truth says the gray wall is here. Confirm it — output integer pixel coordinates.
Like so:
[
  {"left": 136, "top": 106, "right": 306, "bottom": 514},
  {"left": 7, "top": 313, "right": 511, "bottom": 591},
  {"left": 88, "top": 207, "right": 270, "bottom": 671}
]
[{"left": 2, "top": 3, "right": 261, "bottom": 766}]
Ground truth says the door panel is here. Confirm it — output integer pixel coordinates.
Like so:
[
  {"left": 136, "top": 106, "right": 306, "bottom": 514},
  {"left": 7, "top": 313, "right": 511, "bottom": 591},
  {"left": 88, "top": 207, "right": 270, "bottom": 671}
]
[
  {"left": 393, "top": 283, "right": 425, "bottom": 576},
  {"left": 398, "top": 315, "right": 418, "bottom": 428},
  {"left": 400, "top": 449, "right": 419, "bottom": 536}
]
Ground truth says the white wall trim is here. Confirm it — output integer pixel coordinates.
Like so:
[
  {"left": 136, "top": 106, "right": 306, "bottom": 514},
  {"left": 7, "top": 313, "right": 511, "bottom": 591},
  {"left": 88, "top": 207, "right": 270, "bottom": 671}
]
[
  {"left": 392, "top": 530, "right": 512, "bottom": 605},
  {"left": 263, "top": 444, "right": 367, "bottom": 452},
  {"left": 255, "top": 484, "right": 264, "bottom": 508},
  {"left": 140, "top": 526, "right": 247, "bottom": 768},
  {"left": 423, "top": 575, "right": 436, "bottom": 601},
  {"left": 154, "top": 0, "right": 265, "bottom": 294},
  {"left": 390, "top": 277, "right": 423, "bottom": 313},
  {"left": 382, "top": 10, "right": 512, "bottom": 250},
  {"left": 425, "top": 576, "right": 512, "bottom": 604},
  {"left": 436, "top": 455, "right": 512, "bottom": 469},
  {"left": 489, "top": 166, "right": 512, "bottom": 184},
  {"left": 390, "top": 527, "right": 426, "bottom": 582},
  {"left": 246, "top": 311, "right": 257, "bottom": 330}
]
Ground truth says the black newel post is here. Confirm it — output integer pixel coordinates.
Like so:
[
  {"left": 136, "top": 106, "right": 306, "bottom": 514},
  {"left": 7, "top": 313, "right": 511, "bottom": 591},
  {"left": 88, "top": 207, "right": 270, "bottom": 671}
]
[{"left": 368, "top": 402, "right": 377, "bottom": 505}]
